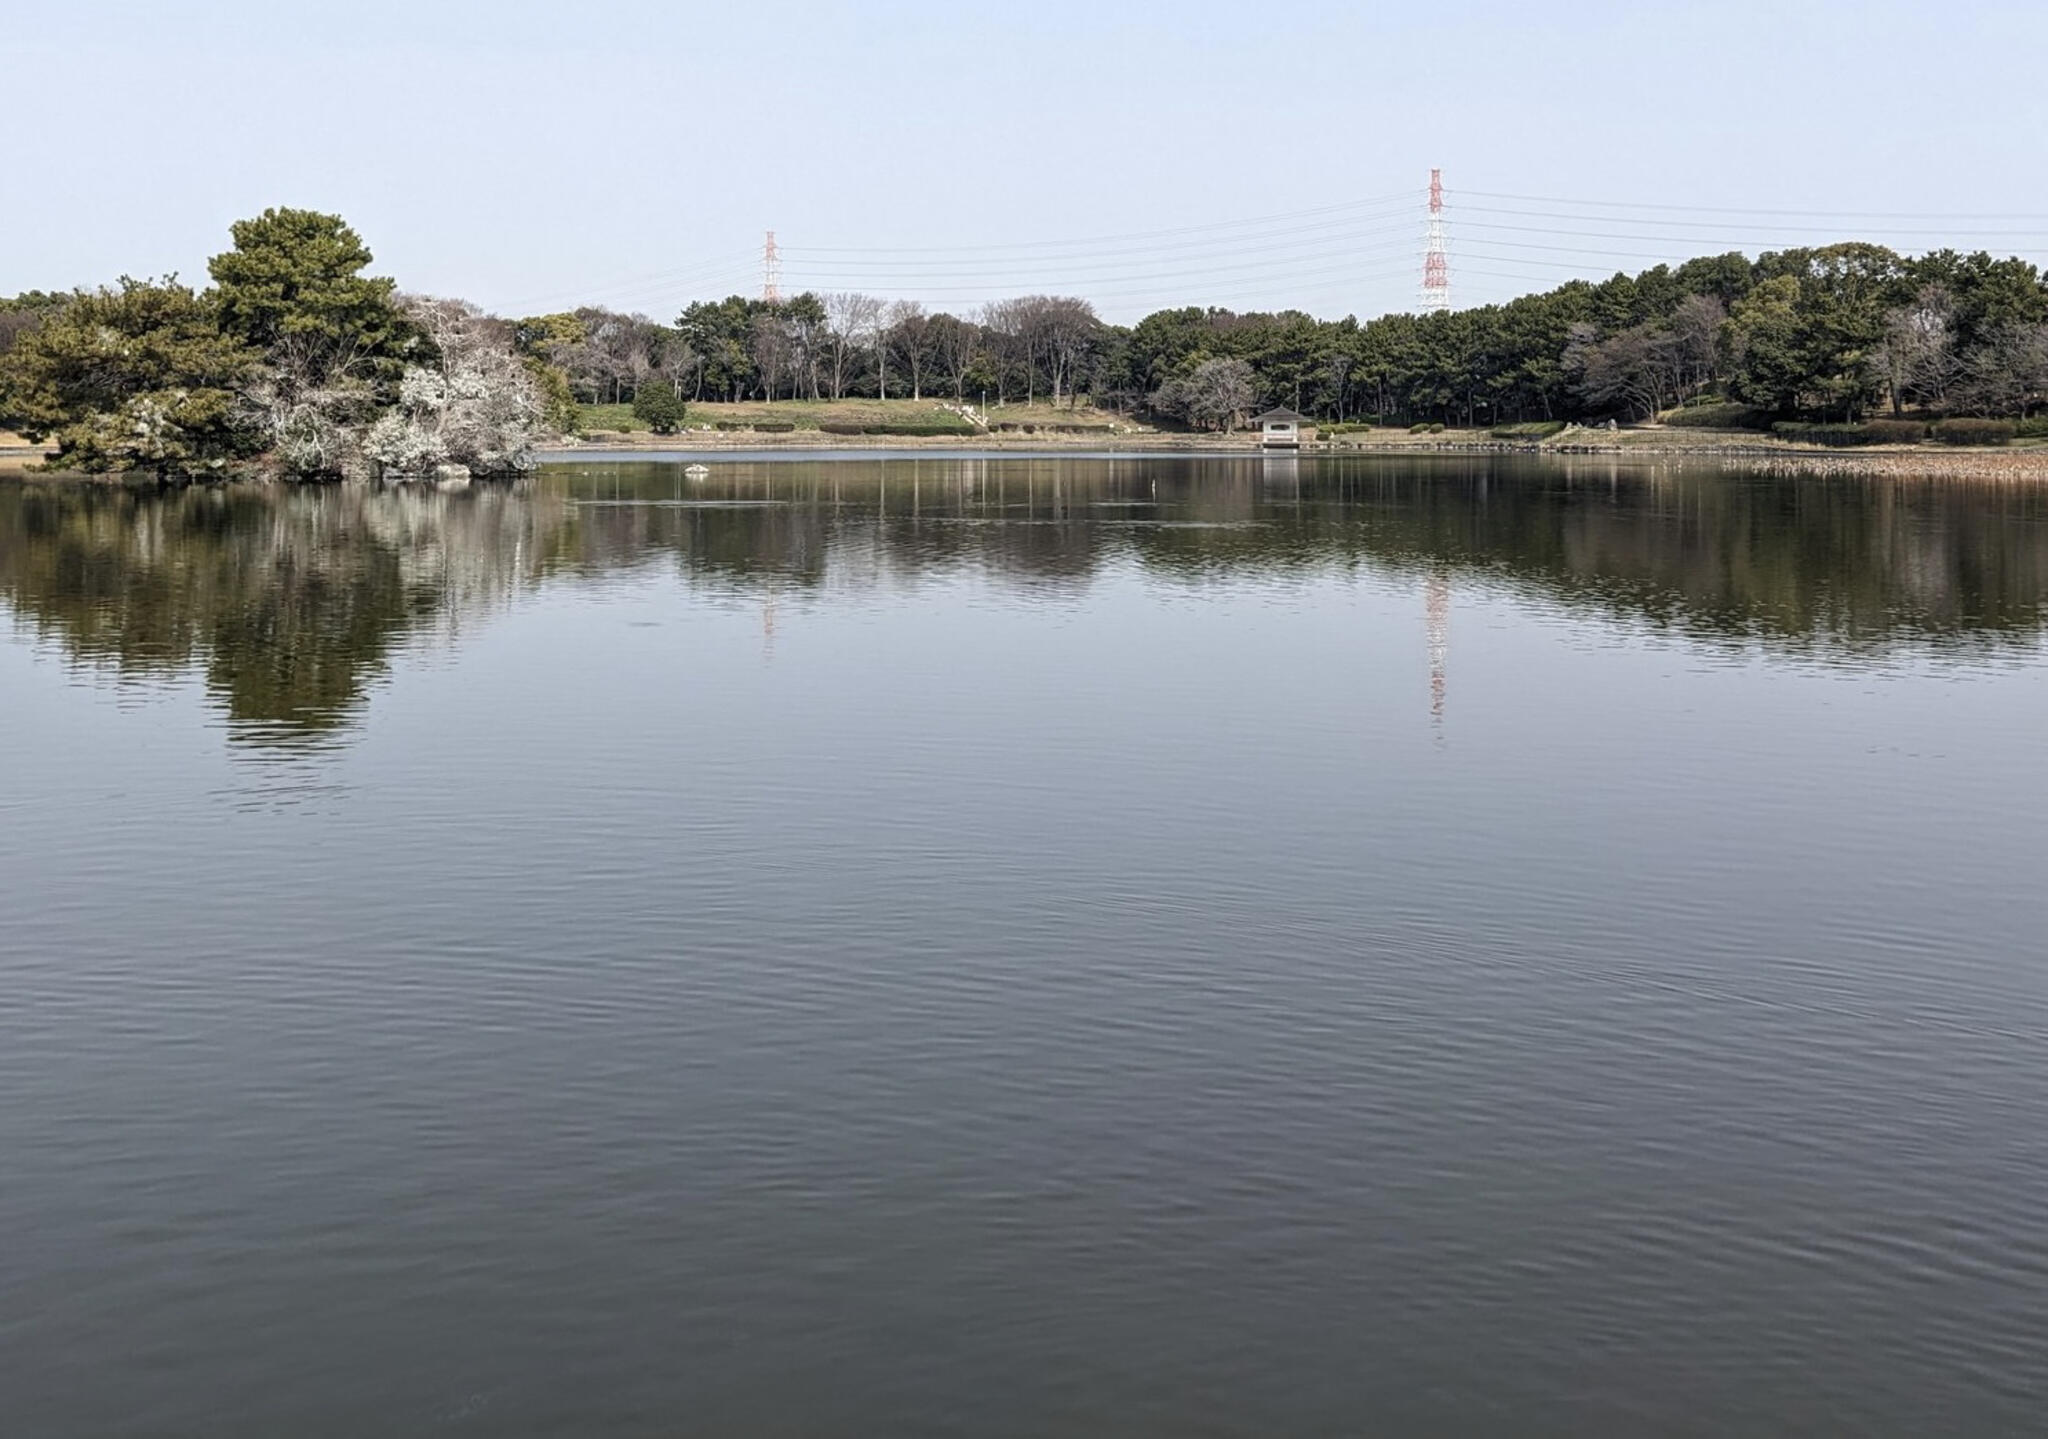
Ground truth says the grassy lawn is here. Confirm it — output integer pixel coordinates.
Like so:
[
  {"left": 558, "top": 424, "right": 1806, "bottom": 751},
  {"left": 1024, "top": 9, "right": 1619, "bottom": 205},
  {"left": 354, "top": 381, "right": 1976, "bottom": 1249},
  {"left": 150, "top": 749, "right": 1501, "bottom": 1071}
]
[{"left": 576, "top": 398, "right": 1140, "bottom": 434}]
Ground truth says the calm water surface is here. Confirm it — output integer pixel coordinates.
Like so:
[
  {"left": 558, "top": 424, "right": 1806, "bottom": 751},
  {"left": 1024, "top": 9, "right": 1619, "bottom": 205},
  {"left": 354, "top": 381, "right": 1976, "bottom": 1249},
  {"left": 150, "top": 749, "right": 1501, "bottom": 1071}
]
[{"left": 4, "top": 454, "right": 2048, "bottom": 1435}]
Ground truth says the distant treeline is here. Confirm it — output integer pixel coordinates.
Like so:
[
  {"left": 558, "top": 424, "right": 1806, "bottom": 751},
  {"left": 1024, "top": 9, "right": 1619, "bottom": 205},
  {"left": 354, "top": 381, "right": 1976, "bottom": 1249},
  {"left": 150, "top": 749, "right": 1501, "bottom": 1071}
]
[
  {"left": 502, "top": 242, "right": 2048, "bottom": 431},
  {"left": 6, "top": 224, "right": 2048, "bottom": 474}
]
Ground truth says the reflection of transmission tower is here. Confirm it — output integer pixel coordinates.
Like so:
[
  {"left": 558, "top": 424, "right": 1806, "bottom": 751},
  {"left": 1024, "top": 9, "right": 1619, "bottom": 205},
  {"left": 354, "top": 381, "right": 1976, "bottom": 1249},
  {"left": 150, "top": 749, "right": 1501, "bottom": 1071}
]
[
  {"left": 1422, "top": 169, "right": 1450, "bottom": 313},
  {"left": 1426, "top": 570, "right": 1449, "bottom": 725},
  {"left": 762, "top": 230, "right": 782, "bottom": 303}
]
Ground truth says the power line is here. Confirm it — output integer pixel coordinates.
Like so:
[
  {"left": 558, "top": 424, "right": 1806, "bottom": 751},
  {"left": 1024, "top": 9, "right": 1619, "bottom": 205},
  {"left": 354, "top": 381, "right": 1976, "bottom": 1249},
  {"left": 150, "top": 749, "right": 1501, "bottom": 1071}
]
[
  {"left": 497, "top": 252, "right": 758, "bottom": 314},
  {"left": 1461, "top": 190, "right": 2048, "bottom": 221},
  {"left": 776, "top": 256, "right": 1423, "bottom": 308},
  {"left": 780, "top": 234, "right": 1425, "bottom": 288},
  {"left": 488, "top": 182, "right": 2048, "bottom": 324},
  {"left": 1456, "top": 210, "right": 2048, "bottom": 243},
  {"left": 778, "top": 218, "right": 1426, "bottom": 275},
  {"left": 780, "top": 190, "right": 1417, "bottom": 255}
]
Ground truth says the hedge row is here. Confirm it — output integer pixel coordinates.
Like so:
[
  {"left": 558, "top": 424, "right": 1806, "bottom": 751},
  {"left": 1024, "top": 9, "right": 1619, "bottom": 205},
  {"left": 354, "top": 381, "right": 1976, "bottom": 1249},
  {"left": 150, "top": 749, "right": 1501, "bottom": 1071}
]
[
  {"left": 990, "top": 421, "right": 1112, "bottom": 433},
  {"left": 1933, "top": 418, "right": 2015, "bottom": 446},
  {"left": 1772, "top": 421, "right": 1907, "bottom": 447},
  {"left": 1664, "top": 403, "right": 1773, "bottom": 430},
  {"left": 1489, "top": 420, "right": 1567, "bottom": 439},
  {"left": 1768, "top": 418, "right": 2015, "bottom": 447},
  {"left": 875, "top": 422, "right": 978, "bottom": 436},
  {"left": 816, "top": 420, "right": 979, "bottom": 436}
]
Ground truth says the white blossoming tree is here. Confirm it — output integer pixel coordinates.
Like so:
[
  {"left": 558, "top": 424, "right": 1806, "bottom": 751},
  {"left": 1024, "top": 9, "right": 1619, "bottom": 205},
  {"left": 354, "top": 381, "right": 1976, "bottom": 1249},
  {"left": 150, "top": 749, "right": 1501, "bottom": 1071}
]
[{"left": 361, "top": 297, "right": 546, "bottom": 479}]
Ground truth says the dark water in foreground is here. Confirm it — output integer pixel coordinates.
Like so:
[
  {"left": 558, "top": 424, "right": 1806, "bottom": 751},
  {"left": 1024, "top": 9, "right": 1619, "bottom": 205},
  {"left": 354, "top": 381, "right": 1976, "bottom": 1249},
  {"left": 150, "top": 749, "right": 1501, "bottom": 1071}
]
[{"left": 4, "top": 454, "right": 2048, "bottom": 1436}]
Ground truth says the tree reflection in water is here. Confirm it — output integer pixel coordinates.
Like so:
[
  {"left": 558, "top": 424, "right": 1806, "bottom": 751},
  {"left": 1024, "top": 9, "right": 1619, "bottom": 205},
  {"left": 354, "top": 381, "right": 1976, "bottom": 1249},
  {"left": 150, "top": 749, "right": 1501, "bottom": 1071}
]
[{"left": 4, "top": 456, "right": 2045, "bottom": 750}]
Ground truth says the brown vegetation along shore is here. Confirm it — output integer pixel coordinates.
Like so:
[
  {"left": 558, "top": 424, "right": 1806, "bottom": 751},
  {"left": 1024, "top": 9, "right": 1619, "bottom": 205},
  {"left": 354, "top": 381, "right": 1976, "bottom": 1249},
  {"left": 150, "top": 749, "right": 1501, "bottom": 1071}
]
[{"left": 1732, "top": 449, "right": 2048, "bottom": 482}]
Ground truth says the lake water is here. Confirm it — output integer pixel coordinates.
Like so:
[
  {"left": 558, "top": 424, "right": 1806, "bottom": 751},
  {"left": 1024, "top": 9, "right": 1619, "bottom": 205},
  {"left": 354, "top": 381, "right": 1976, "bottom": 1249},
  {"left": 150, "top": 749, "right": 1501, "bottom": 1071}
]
[{"left": 5, "top": 453, "right": 2048, "bottom": 1436}]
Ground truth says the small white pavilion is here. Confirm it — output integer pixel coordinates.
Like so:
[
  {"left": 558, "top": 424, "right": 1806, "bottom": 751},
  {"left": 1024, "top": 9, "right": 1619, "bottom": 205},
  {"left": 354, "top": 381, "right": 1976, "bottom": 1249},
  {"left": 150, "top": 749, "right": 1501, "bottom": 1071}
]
[{"left": 1250, "top": 408, "right": 1314, "bottom": 449}]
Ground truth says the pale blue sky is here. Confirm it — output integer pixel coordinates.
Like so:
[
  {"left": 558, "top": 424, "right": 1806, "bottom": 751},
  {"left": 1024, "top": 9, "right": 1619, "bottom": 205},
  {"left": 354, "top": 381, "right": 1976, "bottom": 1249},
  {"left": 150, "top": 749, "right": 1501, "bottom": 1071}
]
[{"left": 10, "top": 0, "right": 2048, "bottom": 322}]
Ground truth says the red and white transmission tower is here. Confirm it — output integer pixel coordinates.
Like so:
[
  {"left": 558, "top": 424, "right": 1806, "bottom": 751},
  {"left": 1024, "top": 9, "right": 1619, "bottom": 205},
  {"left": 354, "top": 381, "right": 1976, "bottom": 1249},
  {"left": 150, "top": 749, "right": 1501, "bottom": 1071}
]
[
  {"left": 762, "top": 230, "right": 782, "bottom": 304},
  {"left": 1422, "top": 169, "right": 1451, "bottom": 313}
]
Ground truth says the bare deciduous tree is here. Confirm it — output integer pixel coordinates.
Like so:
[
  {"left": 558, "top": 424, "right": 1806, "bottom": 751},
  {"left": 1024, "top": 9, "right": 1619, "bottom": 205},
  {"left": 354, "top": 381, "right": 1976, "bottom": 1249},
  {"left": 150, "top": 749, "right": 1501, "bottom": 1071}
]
[
  {"left": 1042, "top": 297, "right": 1099, "bottom": 408},
  {"left": 1190, "top": 356, "right": 1257, "bottom": 431},
  {"left": 930, "top": 313, "right": 983, "bottom": 402},
  {"left": 1153, "top": 357, "right": 1257, "bottom": 431},
  {"left": 978, "top": 300, "right": 1025, "bottom": 405},
  {"left": 1960, "top": 321, "right": 2048, "bottom": 417},
  {"left": 1872, "top": 285, "right": 1960, "bottom": 415},
  {"left": 654, "top": 330, "right": 700, "bottom": 399},
  {"left": 559, "top": 308, "right": 656, "bottom": 405},
  {"left": 1666, "top": 294, "right": 1726, "bottom": 397},
  {"left": 1569, "top": 323, "right": 1668, "bottom": 420},
  {"left": 886, "top": 302, "right": 934, "bottom": 401},
  {"left": 823, "top": 293, "right": 882, "bottom": 400},
  {"left": 751, "top": 313, "right": 793, "bottom": 401}
]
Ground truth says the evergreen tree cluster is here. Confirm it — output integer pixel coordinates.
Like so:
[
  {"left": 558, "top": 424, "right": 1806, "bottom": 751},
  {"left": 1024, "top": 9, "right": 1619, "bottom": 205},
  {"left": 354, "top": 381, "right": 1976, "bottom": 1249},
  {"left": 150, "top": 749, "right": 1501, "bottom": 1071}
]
[
  {"left": 0, "top": 210, "right": 548, "bottom": 478},
  {"left": 1099, "top": 244, "right": 2048, "bottom": 426}
]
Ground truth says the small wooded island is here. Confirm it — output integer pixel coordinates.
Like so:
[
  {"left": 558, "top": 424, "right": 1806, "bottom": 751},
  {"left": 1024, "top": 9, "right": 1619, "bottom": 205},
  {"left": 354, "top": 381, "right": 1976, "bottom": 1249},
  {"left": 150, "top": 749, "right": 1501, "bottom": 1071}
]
[{"left": 4, "top": 210, "right": 2046, "bottom": 481}]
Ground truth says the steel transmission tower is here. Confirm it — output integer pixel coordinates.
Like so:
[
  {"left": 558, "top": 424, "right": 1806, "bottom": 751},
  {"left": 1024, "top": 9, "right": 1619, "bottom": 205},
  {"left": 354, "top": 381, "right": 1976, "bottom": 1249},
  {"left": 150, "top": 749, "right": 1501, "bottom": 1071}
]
[
  {"left": 1422, "top": 169, "right": 1451, "bottom": 313},
  {"left": 762, "top": 230, "right": 782, "bottom": 304}
]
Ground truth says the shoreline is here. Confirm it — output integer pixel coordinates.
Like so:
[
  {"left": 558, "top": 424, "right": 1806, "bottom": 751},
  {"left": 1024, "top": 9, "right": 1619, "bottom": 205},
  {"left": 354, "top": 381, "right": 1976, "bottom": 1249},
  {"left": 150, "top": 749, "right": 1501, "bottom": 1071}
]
[
  {"left": 10, "top": 435, "right": 2048, "bottom": 485},
  {"left": 538, "top": 428, "right": 2048, "bottom": 481}
]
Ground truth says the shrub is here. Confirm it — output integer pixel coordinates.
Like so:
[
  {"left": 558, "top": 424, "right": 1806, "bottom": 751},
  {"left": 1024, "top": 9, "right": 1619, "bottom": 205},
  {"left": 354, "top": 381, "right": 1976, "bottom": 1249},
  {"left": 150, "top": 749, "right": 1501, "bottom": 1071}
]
[
  {"left": 631, "top": 384, "right": 687, "bottom": 435},
  {"left": 528, "top": 361, "right": 579, "bottom": 435},
  {"left": 1324, "top": 421, "right": 1373, "bottom": 435},
  {"left": 1409, "top": 422, "right": 1432, "bottom": 433},
  {"left": 1490, "top": 420, "right": 1566, "bottom": 439},
  {"left": 1663, "top": 403, "right": 1771, "bottom": 430},
  {"left": 2015, "top": 416, "right": 2048, "bottom": 439},
  {"left": 714, "top": 421, "right": 739, "bottom": 430},
  {"left": 1428, "top": 421, "right": 1446, "bottom": 433},
  {"left": 1863, "top": 418, "right": 1928, "bottom": 444},
  {"left": 818, "top": 421, "right": 863, "bottom": 435},
  {"left": 1933, "top": 418, "right": 2015, "bottom": 446},
  {"left": 753, "top": 420, "right": 796, "bottom": 433}
]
